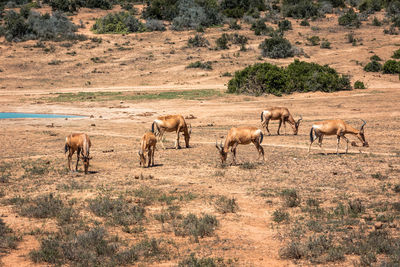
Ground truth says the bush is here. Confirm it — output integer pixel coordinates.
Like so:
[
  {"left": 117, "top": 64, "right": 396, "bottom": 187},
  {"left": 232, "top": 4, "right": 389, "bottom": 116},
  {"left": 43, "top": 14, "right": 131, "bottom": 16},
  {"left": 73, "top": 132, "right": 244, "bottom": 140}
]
[
  {"left": 282, "top": 0, "right": 319, "bottom": 19},
  {"left": 358, "top": 0, "right": 382, "bottom": 13},
  {"left": 19, "top": 193, "right": 64, "bottom": 219},
  {"left": 300, "top": 19, "right": 310, "bottom": 26},
  {"left": 273, "top": 209, "right": 290, "bottom": 223},
  {"left": 281, "top": 189, "right": 300, "bottom": 208},
  {"left": 0, "top": 218, "right": 20, "bottom": 253},
  {"left": 307, "top": 35, "right": 320, "bottom": 46},
  {"left": 178, "top": 253, "right": 226, "bottom": 267},
  {"left": 173, "top": 213, "right": 218, "bottom": 240},
  {"left": 320, "top": 40, "right": 331, "bottom": 49},
  {"left": 278, "top": 19, "right": 292, "bottom": 31},
  {"left": 187, "top": 61, "right": 212, "bottom": 70},
  {"left": 259, "top": 35, "right": 294, "bottom": 58},
  {"left": 370, "top": 54, "right": 382, "bottom": 61},
  {"left": 215, "top": 196, "right": 239, "bottom": 213},
  {"left": 392, "top": 48, "right": 400, "bottom": 59},
  {"left": 338, "top": 8, "right": 361, "bottom": 28},
  {"left": 364, "top": 60, "right": 382, "bottom": 72},
  {"left": 221, "top": 0, "right": 266, "bottom": 18},
  {"left": 251, "top": 19, "right": 273, "bottom": 35},
  {"left": 142, "top": 0, "right": 179, "bottom": 21},
  {"left": 216, "top": 33, "right": 230, "bottom": 49},
  {"left": 171, "top": 0, "right": 222, "bottom": 30},
  {"left": 145, "top": 19, "right": 165, "bottom": 31},
  {"left": 354, "top": 80, "right": 366, "bottom": 89},
  {"left": 92, "top": 12, "right": 145, "bottom": 34},
  {"left": 383, "top": 60, "right": 400, "bottom": 74},
  {"left": 227, "top": 60, "right": 351, "bottom": 96},
  {"left": 187, "top": 34, "right": 209, "bottom": 47}
]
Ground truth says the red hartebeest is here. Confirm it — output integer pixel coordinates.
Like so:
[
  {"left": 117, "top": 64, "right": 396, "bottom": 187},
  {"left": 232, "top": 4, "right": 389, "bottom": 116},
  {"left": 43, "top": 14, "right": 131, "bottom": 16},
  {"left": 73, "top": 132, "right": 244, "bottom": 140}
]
[
  {"left": 65, "top": 133, "right": 92, "bottom": 174},
  {"left": 151, "top": 115, "right": 192, "bottom": 149},
  {"left": 138, "top": 132, "right": 157, "bottom": 168},
  {"left": 215, "top": 126, "right": 264, "bottom": 165},
  {"left": 309, "top": 119, "right": 369, "bottom": 155},
  {"left": 261, "top": 107, "right": 302, "bottom": 135}
]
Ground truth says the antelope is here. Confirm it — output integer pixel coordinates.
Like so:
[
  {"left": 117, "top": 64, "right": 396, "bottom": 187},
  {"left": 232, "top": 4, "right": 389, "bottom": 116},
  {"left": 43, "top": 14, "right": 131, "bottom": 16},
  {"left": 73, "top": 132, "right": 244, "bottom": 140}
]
[
  {"left": 215, "top": 126, "right": 264, "bottom": 165},
  {"left": 64, "top": 133, "right": 92, "bottom": 174},
  {"left": 261, "top": 107, "right": 302, "bottom": 135},
  {"left": 308, "top": 119, "right": 369, "bottom": 155},
  {"left": 151, "top": 114, "right": 192, "bottom": 149},
  {"left": 138, "top": 132, "right": 157, "bottom": 168}
]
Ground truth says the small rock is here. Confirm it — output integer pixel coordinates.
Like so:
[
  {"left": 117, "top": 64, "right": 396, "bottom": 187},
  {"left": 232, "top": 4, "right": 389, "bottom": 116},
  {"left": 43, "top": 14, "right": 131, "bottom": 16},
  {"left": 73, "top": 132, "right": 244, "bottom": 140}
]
[
  {"left": 91, "top": 124, "right": 96, "bottom": 127},
  {"left": 99, "top": 115, "right": 103, "bottom": 118},
  {"left": 90, "top": 115, "right": 94, "bottom": 118},
  {"left": 333, "top": 171, "right": 338, "bottom": 175}
]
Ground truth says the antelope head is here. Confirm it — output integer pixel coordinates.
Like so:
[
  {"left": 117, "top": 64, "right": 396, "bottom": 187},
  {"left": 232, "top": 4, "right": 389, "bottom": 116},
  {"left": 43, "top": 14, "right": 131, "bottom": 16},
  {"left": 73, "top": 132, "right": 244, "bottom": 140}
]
[
  {"left": 357, "top": 119, "right": 369, "bottom": 147},
  {"left": 294, "top": 115, "right": 303, "bottom": 135},
  {"left": 215, "top": 140, "right": 227, "bottom": 164},
  {"left": 82, "top": 155, "right": 92, "bottom": 174}
]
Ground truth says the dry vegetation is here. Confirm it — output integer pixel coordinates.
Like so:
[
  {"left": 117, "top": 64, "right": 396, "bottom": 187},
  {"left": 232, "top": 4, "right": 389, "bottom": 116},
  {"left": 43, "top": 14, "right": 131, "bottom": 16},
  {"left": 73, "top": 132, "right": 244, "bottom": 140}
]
[{"left": 1, "top": 0, "right": 400, "bottom": 266}]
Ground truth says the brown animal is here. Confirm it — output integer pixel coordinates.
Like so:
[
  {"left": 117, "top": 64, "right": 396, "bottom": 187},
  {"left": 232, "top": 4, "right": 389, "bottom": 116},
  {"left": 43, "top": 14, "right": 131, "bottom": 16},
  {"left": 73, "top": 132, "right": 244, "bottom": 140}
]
[
  {"left": 138, "top": 132, "right": 157, "bottom": 168},
  {"left": 64, "top": 133, "right": 92, "bottom": 174},
  {"left": 308, "top": 119, "right": 369, "bottom": 155},
  {"left": 215, "top": 126, "right": 264, "bottom": 165},
  {"left": 151, "top": 114, "right": 192, "bottom": 149},
  {"left": 261, "top": 107, "right": 302, "bottom": 135}
]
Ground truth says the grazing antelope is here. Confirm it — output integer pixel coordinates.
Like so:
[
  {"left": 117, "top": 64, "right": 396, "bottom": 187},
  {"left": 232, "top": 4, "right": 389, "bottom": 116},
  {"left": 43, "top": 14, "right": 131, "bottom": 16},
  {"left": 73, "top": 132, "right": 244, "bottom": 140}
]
[
  {"left": 308, "top": 119, "right": 369, "bottom": 155},
  {"left": 151, "top": 114, "right": 192, "bottom": 149},
  {"left": 138, "top": 132, "right": 157, "bottom": 168},
  {"left": 215, "top": 126, "right": 264, "bottom": 165},
  {"left": 64, "top": 133, "right": 92, "bottom": 174},
  {"left": 261, "top": 107, "right": 302, "bottom": 135}
]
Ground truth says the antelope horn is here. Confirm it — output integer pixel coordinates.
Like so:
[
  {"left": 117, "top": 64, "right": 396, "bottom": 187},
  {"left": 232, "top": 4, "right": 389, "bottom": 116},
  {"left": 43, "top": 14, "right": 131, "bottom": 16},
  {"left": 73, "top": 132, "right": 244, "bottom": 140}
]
[{"left": 360, "top": 119, "right": 366, "bottom": 130}]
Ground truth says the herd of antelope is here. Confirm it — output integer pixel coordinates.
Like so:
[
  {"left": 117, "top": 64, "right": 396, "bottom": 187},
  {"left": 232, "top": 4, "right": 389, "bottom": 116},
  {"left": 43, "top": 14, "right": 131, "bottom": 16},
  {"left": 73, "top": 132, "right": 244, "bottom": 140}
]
[{"left": 65, "top": 107, "right": 369, "bottom": 174}]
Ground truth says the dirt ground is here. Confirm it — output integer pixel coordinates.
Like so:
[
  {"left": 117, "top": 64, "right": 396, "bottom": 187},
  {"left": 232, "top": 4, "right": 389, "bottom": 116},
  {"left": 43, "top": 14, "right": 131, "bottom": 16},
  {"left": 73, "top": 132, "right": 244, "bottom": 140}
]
[{"left": 1, "top": 6, "right": 400, "bottom": 267}]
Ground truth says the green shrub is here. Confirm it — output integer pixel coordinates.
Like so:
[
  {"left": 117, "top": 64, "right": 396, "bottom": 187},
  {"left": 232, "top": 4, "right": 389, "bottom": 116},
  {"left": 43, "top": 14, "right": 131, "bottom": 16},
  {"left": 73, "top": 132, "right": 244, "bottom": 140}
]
[
  {"left": 142, "top": 0, "right": 179, "bottom": 21},
  {"left": 251, "top": 19, "right": 273, "bottom": 35},
  {"left": 221, "top": 0, "right": 266, "bottom": 18},
  {"left": 281, "top": 189, "right": 300, "bottom": 208},
  {"left": 216, "top": 33, "right": 230, "bottom": 49},
  {"left": 92, "top": 12, "right": 145, "bottom": 34},
  {"left": 392, "top": 48, "right": 400, "bottom": 59},
  {"left": 354, "top": 80, "right": 366, "bottom": 89},
  {"left": 278, "top": 19, "right": 292, "bottom": 31},
  {"left": 358, "top": 0, "right": 382, "bottom": 13},
  {"left": 338, "top": 8, "right": 361, "bottom": 28},
  {"left": 259, "top": 35, "right": 294, "bottom": 58},
  {"left": 145, "top": 19, "right": 166, "bottom": 31},
  {"left": 173, "top": 213, "right": 218, "bottom": 240},
  {"left": 370, "top": 54, "right": 382, "bottom": 61},
  {"left": 307, "top": 35, "right": 320, "bottom": 46},
  {"left": 186, "top": 61, "right": 212, "bottom": 70},
  {"left": 227, "top": 60, "right": 351, "bottom": 96},
  {"left": 282, "top": 0, "right": 319, "bottom": 19},
  {"left": 19, "top": 193, "right": 64, "bottom": 219},
  {"left": 273, "top": 209, "right": 290, "bottom": 223},
  {"left": 364, "top": 60, "right": 382, "bottom": 72},
  {"left": 320, "top": 40, "right": 331, "bottom": 49},
  {"left": 0, "top": 218, "right": 20, "bottom": 253},
  {"left": 171, "top": 0, "right": 222, "bottom": 30},
  {"left": 187, "top": 34, "right": 209, "bottom": 47},
  {"left": 300, "top": 19, "right": 310, "bottom": 26},
  {"left": 3, "top": 10, "right": 82, "bottom": 42},
  {"left": 215, "top": 196, "right": 239, "bottom": 213},
  {"left": 383, "top": 60, "right": 400, "bottom": 74},
  {"left": 178, "top": 253, "right": 226, "bottom": 267}
]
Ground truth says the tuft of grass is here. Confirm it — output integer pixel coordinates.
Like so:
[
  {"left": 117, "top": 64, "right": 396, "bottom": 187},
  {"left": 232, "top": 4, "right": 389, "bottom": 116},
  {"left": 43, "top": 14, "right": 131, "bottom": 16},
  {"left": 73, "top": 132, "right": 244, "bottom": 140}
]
[
  {"left": 178, "top": 253, "right": 228, "bottom": 267},
  {"left": 273, "top": 209, "right": 290, "bottom": 223},
  {"left": 240, "top": 162, "right": 256, "bottom": 170},
  {"left": 0, "top": 218, "right": 20, "bottom": 254},
  {"left": 371, "top": 172, "right": 388, "bottom": 180},
  {"left": 214, "top": 196, "right": 238, "bottom": 214},
  {"left": 88, "top": 195, "right": 145, "bottom": 226},
  {"left": 281, "top": 189, "right": 300, "bottom": 208},
  {"left": 173, "top": 213, "right": 218, "bottom": 241},
  {"left": 19, "top": 193, "right": 65, "bottom": 219}
]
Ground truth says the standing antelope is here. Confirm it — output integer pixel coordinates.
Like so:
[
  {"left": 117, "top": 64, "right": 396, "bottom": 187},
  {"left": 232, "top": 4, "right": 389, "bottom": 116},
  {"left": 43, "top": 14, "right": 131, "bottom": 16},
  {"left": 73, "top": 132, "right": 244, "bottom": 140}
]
[
  {"left": 215, "top": 126, "right": 264, "bottom": 165},
  {"left": 138, "top": 132, "right": 157, "bottom": 168},
  {"left": 308, "top": 119, "right": 369, "bottom": 155},
  {"left": 151, "top": 114, "right": 192, "bottom": 149},
  {"left": 65, "top": 133, "right": 92, "bottom": 174},
  {"left": 261, "top": 107, "right": 302, "bottom": 135}
]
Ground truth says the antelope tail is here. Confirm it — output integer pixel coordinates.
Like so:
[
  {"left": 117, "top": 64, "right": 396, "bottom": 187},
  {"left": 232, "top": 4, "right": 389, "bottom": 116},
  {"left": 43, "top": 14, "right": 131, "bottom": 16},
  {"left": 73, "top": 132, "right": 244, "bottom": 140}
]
[{"left": 309, "top": 127, "right": 315, "bottom": 143}]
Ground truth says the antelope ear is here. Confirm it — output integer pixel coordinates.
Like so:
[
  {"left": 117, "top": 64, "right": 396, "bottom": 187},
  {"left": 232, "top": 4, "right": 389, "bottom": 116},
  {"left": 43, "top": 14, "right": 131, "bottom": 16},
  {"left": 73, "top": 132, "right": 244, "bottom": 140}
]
[{"left": 89, "top": 157, "right": 93, "bottom": 160}]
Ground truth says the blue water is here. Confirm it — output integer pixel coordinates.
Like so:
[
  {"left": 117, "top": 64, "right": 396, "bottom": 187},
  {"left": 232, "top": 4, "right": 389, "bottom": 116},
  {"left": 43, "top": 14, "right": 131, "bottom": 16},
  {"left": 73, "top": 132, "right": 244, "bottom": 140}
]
[{"left": 0, "top": 112, "right": 84, "bottom": 119}]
